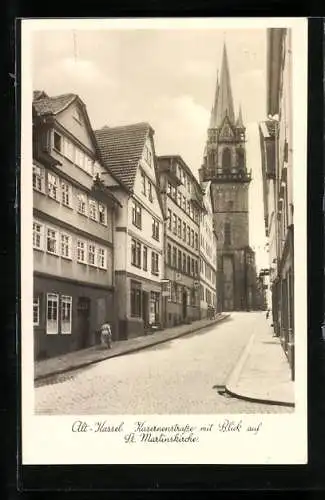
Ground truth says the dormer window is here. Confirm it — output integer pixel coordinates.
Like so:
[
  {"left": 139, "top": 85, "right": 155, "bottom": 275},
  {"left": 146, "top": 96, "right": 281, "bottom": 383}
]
[
  {"left": 54, "top": 132, "right": 62, "bottom": 152},
  {"left": 74, "top": 108, "right": 82, "bottom": 124}
]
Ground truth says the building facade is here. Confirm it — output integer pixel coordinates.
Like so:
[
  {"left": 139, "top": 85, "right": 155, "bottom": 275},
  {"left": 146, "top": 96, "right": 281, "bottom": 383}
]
[
  {"left": 199, "top": 181, "right": 218, "bottom": 317},
  {"left": 199, "top": 43, "right": 257, "bottom": 311},
  {"left": 157, "top": 156, "right": 202, "bottom": 327},
  {"left": 32, "top": 91, "right": 120, "bottom": 360},
  {"left": 95, "top": 123, "right": 164, "bottom": 339},
  {"left": 259, "top": 28, "right": 294, "bottom": 379}
]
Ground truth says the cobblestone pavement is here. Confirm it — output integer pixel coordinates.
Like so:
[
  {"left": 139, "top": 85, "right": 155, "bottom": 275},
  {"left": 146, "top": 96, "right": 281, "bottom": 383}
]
[{"left": 35, "top": 312, "right": 294, "bottom": 415}]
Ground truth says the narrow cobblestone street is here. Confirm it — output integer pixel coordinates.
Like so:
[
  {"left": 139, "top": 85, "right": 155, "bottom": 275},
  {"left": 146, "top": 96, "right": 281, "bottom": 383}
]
[{"left": 35, "top": 312, "right": 293, "bottom": 415}]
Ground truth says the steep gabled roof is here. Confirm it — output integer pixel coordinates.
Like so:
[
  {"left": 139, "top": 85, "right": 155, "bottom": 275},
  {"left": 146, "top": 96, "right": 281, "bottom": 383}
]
[
  {"left": 33, "top": 93, "right": 77, "bottom": 116},
  {"left": 94, "top": 122, "right": 152, "bottom": 192},
  {"left": 214, "top": 43, "right": 235, "bottom": 127}
]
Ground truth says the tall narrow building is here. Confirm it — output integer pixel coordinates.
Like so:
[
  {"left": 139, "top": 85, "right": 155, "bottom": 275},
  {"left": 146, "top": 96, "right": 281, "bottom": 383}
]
[{"left": 199, "top": 43, "right": 256, "bottom": 312}]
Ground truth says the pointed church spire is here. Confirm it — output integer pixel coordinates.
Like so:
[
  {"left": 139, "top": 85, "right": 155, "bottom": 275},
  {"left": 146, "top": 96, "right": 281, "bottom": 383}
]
[
  {"left": 214, "top": 43, "right": 235, "bottom": 127},
  {"left": 236, "top": 105, "right": 244, "bottom": 128}
]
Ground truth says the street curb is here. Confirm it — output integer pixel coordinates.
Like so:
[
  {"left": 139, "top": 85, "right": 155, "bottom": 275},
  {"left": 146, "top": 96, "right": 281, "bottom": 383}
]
[
  {"left": 35, "top": 314, "right": 230, "bottom": 383},
  {"left": 224, "top": 331, "right": 295, "bottom": 408}
]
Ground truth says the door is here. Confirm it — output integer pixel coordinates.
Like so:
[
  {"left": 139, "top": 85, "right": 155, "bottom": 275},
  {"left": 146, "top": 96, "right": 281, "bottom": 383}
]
[
  {"left": 182, "top": 290, "right": 187, "bottom": 320},
  {"left": 77, "top": 297, "right": 91, "bottom": 349},
  {"left": 142, "top": 291, "right": 149, "bottom": 328}
]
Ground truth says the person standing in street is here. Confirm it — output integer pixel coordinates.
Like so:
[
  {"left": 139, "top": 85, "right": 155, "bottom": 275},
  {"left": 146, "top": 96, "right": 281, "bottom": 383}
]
[{"left": 100, "top": 321, "right": 112, "bottom": 349}]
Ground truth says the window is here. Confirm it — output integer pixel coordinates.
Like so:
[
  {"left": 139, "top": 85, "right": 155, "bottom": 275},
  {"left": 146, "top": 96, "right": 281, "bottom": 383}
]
[
  {"left": 77, "top": 239, "right": 86, "bottom": 263},
  {"left": 33, "top": 221, "right": 44, "bottom": 250},
  {"left": 195, "top": 260, "right": 199, "bottom": 276},
  {"left": 187, "top": 256, "right": 191, "bottom": 275},
  {"left": 172, "top": 247, "right": 177, "bottom": 268},
  {"left": 175, "top": 217, "right": 180, "bottom": 238},
  {"left": 61, "top": 233, "right": 71, "bottom": 259},
  {"left": 151, "top": 252, "right": 159, "bottom": 275},
  {"left": 33, "top": 165, "right": 44, "bottom": 192},
  {"left": 63, "top": 137, "right": 74, "bottom": 161},
  {"left": 98, "top": 203, "right": 107, "bottom": 225},
  {"left": 167, "top": 243, "right": 171, "bottom": 266},
  {"left": 48, "top": 173, "right": 58, "bottom": 200},
  {"left": 195, "top": 233, "right": 198, "bottom": 250},
  {"left": 182, "top": 222, "right": 186, "bottom": 241},
  {"left": 131, "top": 281, "right": 142, "bottom": 317},
  {"left": 183, "top": 253, "right": 187, "bottom": 273},
  {"left": 148, "top": 181, "right": 153, "bottom": 202},
  {"left": 224, "top": 222, "right": 231, "bottom": 245},
  {"left": 77, "top": 193, "right": 87, "bottom": 215},
  {"left": 88, "top": 243, "right": 96, "bottom": 266},
  {"left": 187, "top": 227, "right": 191, "bottom": 245},
  {"left": 61, "top": 296, "right": 72, "bottom": 334},
  {"left": 187, "top": 201, "right": 191, "bottom": 214},
  {"left": 167, "top": 209, "right": 172, "bottom": 230},
  {"left": 74, "top": 108, "right": 82, "bottom": 123},
  {"left": 182, "top": 195, "right": 186, "bottom": 211},
  {"left": 54, "top": 132, "right": 62, "bottom": 152},
  {"left": 173, "top": 214, "right": 177, "bottom": 234},
  {"left": 178, "top": 250, "right": 182, "bottom": 271},
  {"left": 46, "top": 228, "right": 58, "bottom": 255},
  {"left": 143, "top": 246, "right": 148, "bottom": 271},
  {"left": 144, "top": 145, "right": 152, "bottom": 166},
  {"left": 191, "top": 258, "right": 195, "bottom": 276},
  {"left": 131, "top": 239, "right": 141, "bottom": 267},
  {"left": 46, "top": 293, "right": 58, "bottom": 334},
  {"left": 33, "top": 297, "right": 40, "bottom": 326},
  {"left": 191, "top": 229, "right": 194, "bottom": 247},
  {"left": 141, "top": 171, "right": 146, "bottom": 195},
  {"left": 132, "top": 201, "right": 142, "bottom": 229},
  {"left": 222, "top": 148, "right": 231, "bottom": 170},
  {"left": 97, "top": 247, "right": 107, "bottom": 269},
  {"left": 89, "top": 199, "right": 98, "bottom": 221},
  {"left": 152, "top": 219, "right": 160, "bottom": 241},
  {"left": 187, "top": 180, "right": 191, "bottom": 194},
  {"left": 61, "top": 182, "right": 72, "bottom": 207}
]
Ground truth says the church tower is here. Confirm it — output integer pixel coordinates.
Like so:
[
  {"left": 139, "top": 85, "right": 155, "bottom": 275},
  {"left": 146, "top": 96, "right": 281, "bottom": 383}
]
[{"left": 199, "top": 43, "right": 254, "bottom": 312}]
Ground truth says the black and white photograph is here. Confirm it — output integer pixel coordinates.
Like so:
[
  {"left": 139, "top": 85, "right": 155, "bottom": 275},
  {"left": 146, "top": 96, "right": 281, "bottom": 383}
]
[{"left": 21, "top": 18, "right": 307, "bottom": 465}]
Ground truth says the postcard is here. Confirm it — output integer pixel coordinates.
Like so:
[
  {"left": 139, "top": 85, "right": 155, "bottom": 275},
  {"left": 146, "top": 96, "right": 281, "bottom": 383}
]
[{"left": 21, "top": 17, "right": 307, "bottom": 465}]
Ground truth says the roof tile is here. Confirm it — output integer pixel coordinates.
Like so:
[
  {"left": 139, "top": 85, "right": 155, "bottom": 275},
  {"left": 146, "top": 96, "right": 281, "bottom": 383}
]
[
  {"left": 95, "top": 123, "right": 151, "bottom": 191},
  {"left": 33, "top": 93, "right": 77, "bottom": 116}
]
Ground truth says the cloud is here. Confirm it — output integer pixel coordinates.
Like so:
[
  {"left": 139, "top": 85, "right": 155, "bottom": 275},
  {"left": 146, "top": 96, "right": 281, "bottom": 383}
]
[
  {"left": 181, "top": 59, "right": 216, "bottom": 78},
  {"left": 34, "top": 57, "right": 116, "bottom": 94}
]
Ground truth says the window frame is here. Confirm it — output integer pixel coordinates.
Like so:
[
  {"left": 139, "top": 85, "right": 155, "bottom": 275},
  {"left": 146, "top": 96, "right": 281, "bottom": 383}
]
[
  {"left": 88, "top": 242, "right": 96, "bottom": 267},
  {"left": 97, "top": 246, "right": 107, "bottom": 269},
  {"left": 77, "top": 193, "right": 88, "bottom": 216},
  {"left": 152, "top": 218, "right": 160, "bottom": 241},
  {"left": 132, "top": 201, "right": 142, "bottom": 229},
  {"left": 47, "top": 172, "right": 59, "bottom": 201},
  {"left": 88, "top": 199, "right": 98, "bottom": 222},
  {"left": 46, "top": 227, "right": 59, "bottom": 255},
  {"left": 33, "top": 296, "right": 40, "bottom": 326},
  {"left": 98, "top": 203, "right": 107, "bottom": 226},
  {"left": 60, "top": 232, "right": 72, "bottom": 260},
  {"left": 77, "top": 238, "right": 87, "bottom": 264},
  {"left": 33, "top": 221, "right": 44, "bottom": 250},
  {"left": 46, "top": 293, "right": 59, "bottom": 335},
  {"left": 61, "top": 181, "right": 72, "bottom": 208},
  {"left": 33, "top": 164, "right": 44, "bottom": 193},
  {"left": 61, "top": 295, "right": 72, "bottom": 334}
]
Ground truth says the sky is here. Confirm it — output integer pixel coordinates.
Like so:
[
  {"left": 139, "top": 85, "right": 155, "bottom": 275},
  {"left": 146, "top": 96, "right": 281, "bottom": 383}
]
[{"left": 32, "top": 27, "right": 269, "bottom": 271}]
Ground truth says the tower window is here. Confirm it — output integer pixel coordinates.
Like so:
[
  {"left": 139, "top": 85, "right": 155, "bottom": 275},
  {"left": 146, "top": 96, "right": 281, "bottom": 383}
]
[
  {"left": 222, "top": 148, "right": 231, "bottom": 170},
  {"left": 224, "top": 222, "right": 231, "bottom": 246},
  {"left": 237, "top": 148, "right": 245, "bottom": 170}
]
